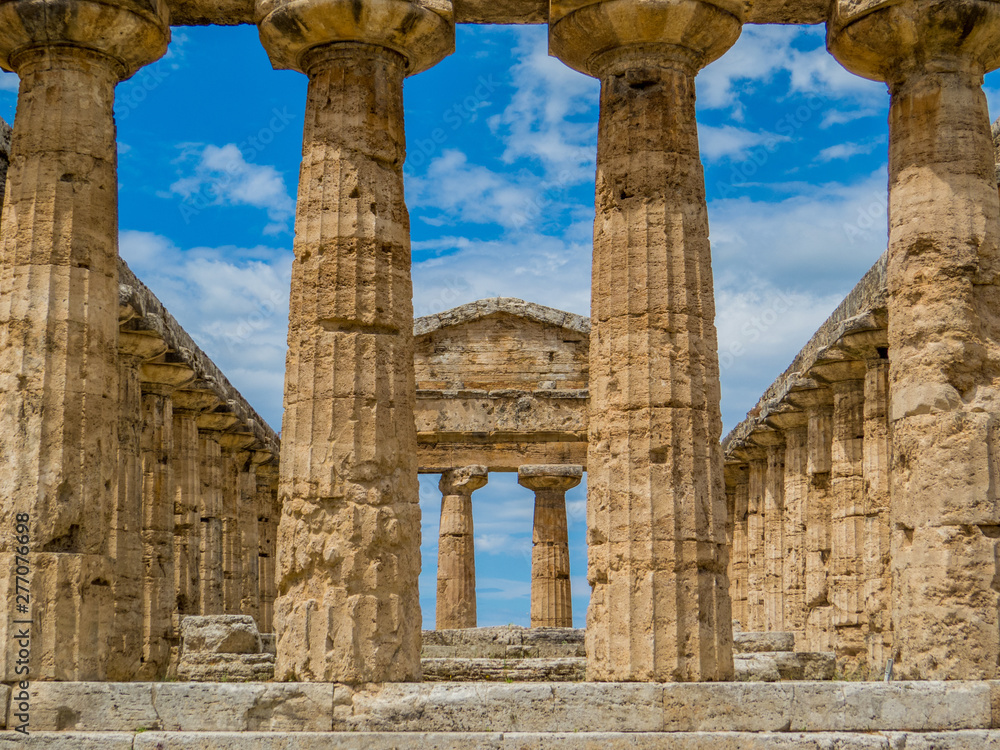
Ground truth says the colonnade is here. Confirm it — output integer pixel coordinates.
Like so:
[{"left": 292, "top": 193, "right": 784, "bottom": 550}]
[
  {"left": 434, "top": 465, "right": 582, "bottom": 631},
  {"left": 0, "top": 0, "right": 999, "bottom": 683}
]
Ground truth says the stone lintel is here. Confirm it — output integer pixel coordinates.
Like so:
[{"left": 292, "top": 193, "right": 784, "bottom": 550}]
[{"left": 163, "top": 0, "right": 827, "bottom": 27}]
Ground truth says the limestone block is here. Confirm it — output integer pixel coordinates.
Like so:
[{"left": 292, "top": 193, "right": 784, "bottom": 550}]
[
  {"left": 181, "top": 615, "right": 263, "bottom": 654},
  {"left": 734, "top": 651, "right": 836, "bottom": 681},
  {"left": 422, "top": 627, "right": 585, "bottom": 659},
  {"left": 176, "top": 652, "right": 276, "bottom": 682},
  {"left": 152, "top": 683, "right": 333, "bottom": 732},
  {"left": 0, "top": 735, "right": 136, "bottom": 750},
  {"left": 18, "top": 683, "right": 158, "bottom": 732},
  {"left": 733, "top": 632, "right": 795, "bottom": 653},
  {"left": 421, "top": 657, "right": 586, "bottom": 682},
  {"left": 339, "top": 683, "right": 664, "bottom": 733},
  {"left": 661, "top": 682, "right": 991, "bottom": 733},
  {"left": 134, "top": 733, "right": 505, "bottom": 750}
]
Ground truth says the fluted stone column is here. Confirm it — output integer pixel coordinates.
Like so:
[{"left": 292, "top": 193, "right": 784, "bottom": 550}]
[
  {"left": 0, "top": 4, "right": 168, "bottom": 680},
  {"left": 830, "top": 0, "right": 1000, "bottom": 679},
  {"left": 111, "top": 331, "right": 166, "bottom": 680},
  {"left": 257, "top": 0, "right": 453, "bottom": 682},
  {"left": 136, "top": 362, "right": 193, "bottom": 679},
  {"left": 171, "top": 391, "right": 214, "bottom": 620},
  {"left": 770, "top": 411, "right": 809, "bottom": 647},
  {"left": 198, "top": 431, "right": 225, "bottom": 615},
  {"left": 519, "top": 465, "right": 582, "bottom": 629},
  {"left": 725, "top": 464, "right": 750, "bottom": 630},
  {"left": 550, "top": 0, "right": 742, "bottom": 682},
  {"left": 256, "top": 461, "right": 280, "bottom": 634},
  {"left": 436, "top": 466, "right": 488, "bottom": 630},
  {"left": 745, "top": 450, "right": 766, "bottom": 633},
  {"left": 863, "top": 358, "right": 892, "bottom": 670},
  {"left": 789, "top": 386, "right": 834, "bottom": 653},
  {"left": 754, "top": 432, "right": 786, "bottom": 634}
]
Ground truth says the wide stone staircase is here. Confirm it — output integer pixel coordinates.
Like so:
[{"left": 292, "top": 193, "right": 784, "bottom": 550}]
[{"left": 421, "top": 626, "right": 835, "bottom": 683}]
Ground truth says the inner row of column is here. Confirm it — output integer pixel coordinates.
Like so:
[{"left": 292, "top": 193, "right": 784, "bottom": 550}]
[{"left": 436, "top": 465, "right": 583, "bottom": 631}]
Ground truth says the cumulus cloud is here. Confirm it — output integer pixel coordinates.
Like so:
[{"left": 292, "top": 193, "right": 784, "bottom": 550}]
[
  {"left": 486, "top": 27, "right": 599, "bottom": 184},
  {"left": 0, "top": 72, "right": 17, "bottom": 94},
  {"left": 119, "top": 230, "right": 292, "bottom": 429},
  {"left": 815, "top": 140, "right": 883, "bottom": 163},
  {"left": 700, "top": 124, "right": 790, "bottom": 163},
  {"left": 698, "top": 26, "right": 885, "bottom": 118},
  {"left": 169, "top": 143, "right": 296, "bottom": 235}
]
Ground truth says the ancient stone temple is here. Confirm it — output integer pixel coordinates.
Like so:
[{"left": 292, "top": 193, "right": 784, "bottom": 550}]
[{"left": 2, "top": 0, "right": 1000, "bottom": 746}]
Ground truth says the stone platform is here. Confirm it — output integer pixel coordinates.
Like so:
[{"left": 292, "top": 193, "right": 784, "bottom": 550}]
[{"left": 1, "top": 681, "right": 999, "bottom": 746}]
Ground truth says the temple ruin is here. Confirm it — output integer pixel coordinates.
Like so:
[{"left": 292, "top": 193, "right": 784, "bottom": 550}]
[{"left": 4, "top": 0, "right": 1000, "bottom": 745}]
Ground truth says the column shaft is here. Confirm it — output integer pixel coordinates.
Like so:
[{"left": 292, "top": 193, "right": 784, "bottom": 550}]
[
  {"left": 437, "top": 466, "right": 488, "bottom": 630},
  {"left": 138, "top": 390, "right": 175, "bottom": 680},
  {"left": 830, "top": 378, "right": 866, "bottom": 670},
  {"left": 0, "top": 48, "right": 124, "bottom": 681},
  {"left": 276, "top": 45, "right": 421, "bottom": 682},
  {"left": 727, "top": 466, "right": 749, "bottom": 630},
  {"left": 199, "top": 434, "right": 224, "bottom": 615},
  {"left": 763, "top": 440, "right": 785, "bottom": 633},
  {"left": 585, "top": 48, "right": 731, "bottom": 682},
  {"left": 782, "top": 425, "right": 809, "bottom": 645},
  {"left": 863, "top": 359, "right": 892, "bottom": 672},
  {"left": 805, "top": 401, "right": 834, "bottom": 653},
  {"left": 173, "top": 411, "right": 201, "bottom": 618},
  {"left": 745, "top": 456, "right": 766, "bottom": 633}
]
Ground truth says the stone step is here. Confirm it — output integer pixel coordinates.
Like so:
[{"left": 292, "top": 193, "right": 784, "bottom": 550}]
[
  {"left": 422, "top": 627, "right": 585, "bottom": 659},
  {"left": 14, "top": 681, "right": 995, "bottom": 734},
  {"left": 735, "top": 652, "right": 836, "bottom": 681},
  {"left": 422, "top": 657, "right": 586, "bottom": 682},
  {"left": 5, "top": 731, "right": 1000, "bottom": 749}
]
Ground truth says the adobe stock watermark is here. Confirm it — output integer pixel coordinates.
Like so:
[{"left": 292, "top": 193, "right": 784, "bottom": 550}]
[
  {"left": 842, "top": 189, "right": 888, "bottom": 245},
  {"left": 407, "top": 75, "right": 499, "bottom": 170},
  {"left": 718, "top": 290, "right": 797, "bottom": 371}
]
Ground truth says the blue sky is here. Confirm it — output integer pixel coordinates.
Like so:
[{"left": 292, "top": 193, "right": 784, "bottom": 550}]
[{"left": 2, "top": 23, "right": 998, "bottom": 629}]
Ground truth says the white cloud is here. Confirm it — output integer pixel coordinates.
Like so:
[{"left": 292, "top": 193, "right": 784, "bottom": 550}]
[
  {"left": 487, "top": 27, "right": 599, "bottom": 184},
  {"left": 0, "top": 72, "right": 17, "bottom": 94},
  {"left": 412, "top": 231, "right": 592, "bottom": 319},
  {"left": 169, "top": 144, "right": 296, "bottom": 235},
  {"left": 119, "top": 230, "right": 292, "bottom": 429},
  {"left": 698, "top": 26, "right": 884, "bottom": 118},
  {"left": 815, "top": 141, "right": 881, "bottom": 163},
  {"left": 700, "top": 124, "right": 789, "bottom": 163}
]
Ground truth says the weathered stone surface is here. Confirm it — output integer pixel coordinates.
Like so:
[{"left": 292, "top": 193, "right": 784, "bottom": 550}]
[
  {"left": 734, "top": 651, "right": 836, "bottom": 681},
  {"left": 0, "top": 735, "right": 136, "bottom": 750},
  {"left": 733, "top": 632, "right": 795, "bottom": 654},
  {"left": 152, "top": 683, "right": 333, "bottom": 731},
  {"left": 18, "top": 683, "right": 159, "bottom": 732},
  {"left": 421, "top": 657, "right": 586, "bottom": 682},
  {"left": 422, "top": 626, "right": 585, "bottom": 659},
  {"left": 182, "top": 615, "right": 263, "bottom": 655},
  {"left": 177, "top": 652, "right": 276, "bottom": 682}
]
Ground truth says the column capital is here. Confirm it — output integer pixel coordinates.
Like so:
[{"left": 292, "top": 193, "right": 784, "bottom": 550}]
[
  {"left": 518, "top": 464, "right": 583, "bottom": 493},
  {"left": 119, "top": 330, "right": 169, "bottom": 364},
  {"left": 255, "top": 0, "right": 454, "bottom": 76},
  {"left": 548, "top": 0, "right": 745, "bottom": 78},
  {"left": 439, "top": 465, "right": 488, "bottom": 496},
  {"left": 828, "top": 0, "right": 1000, "bottom": 83},
  {"left": 141, "top": 361, "right": 197, "bottom": 396},
  {"left": 0, "top": 0, "right": 170, "bottom": 78}
]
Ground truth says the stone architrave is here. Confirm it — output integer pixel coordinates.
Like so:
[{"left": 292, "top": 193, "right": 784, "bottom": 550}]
[
  {"left": 437, "top": 466, "right": 489, "bottom": 630},
  {"left": 0, "top": 0, "right": 169, "bottom": 680},
  {"left": 830, "top": 0, "right": 1000, "bottom": 680},
  {"left": 518, "top": 464, "right": 583, "bottom": 629},
  {"left": 257, "top": 0, "right": 454, "bottom": 682},
  {"left": 549, "top": 0, "right": 744, "bottom": 681}
]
